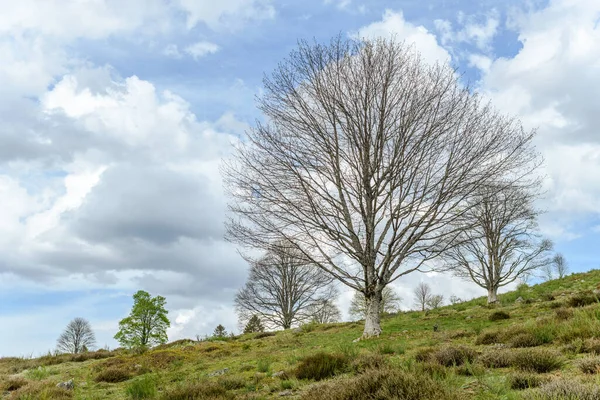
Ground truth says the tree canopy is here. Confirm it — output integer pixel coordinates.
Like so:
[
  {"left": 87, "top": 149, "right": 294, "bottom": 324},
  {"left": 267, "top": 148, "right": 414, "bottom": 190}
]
[{"left": 114, "top": 290, "right": 170, "bottom": 349}]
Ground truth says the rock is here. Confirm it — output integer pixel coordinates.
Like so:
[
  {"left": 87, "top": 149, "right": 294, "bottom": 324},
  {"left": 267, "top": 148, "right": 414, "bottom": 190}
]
[
  {"left": 352, "top": 337, "right": 361, "bottom": 343},
  {"left": 279, "top": 390, "right": 294, "bottom": 396},
  {"left": 433, "top": 324, "right": 439, "bottom": 332},
  {"left": 56, "top": 379, "right": 74, "bottom": 390},
  {"left": 273, "top": 370, "right": 288, "bottom": 379},
  {"left": 465, "top": 316, "right": 473, "bottom": 320},
  {"left": 402, "top": 330, "right": 409, "bottom": 333},
  {"left": 515, "top": 297, "right": 524, "bottom": 303},
  {"left": 208, "top": 368, "right": 229, "bottom": 377}
]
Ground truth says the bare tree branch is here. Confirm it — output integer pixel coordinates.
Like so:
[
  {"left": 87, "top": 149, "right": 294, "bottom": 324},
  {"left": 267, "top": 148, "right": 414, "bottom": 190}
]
[{"left": 56, "top": 317, "right": 96, "bottom": 354}]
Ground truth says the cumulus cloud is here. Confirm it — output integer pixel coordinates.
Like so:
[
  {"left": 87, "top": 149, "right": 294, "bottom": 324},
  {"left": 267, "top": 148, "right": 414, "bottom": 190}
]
[{"left": 353, "top": 10, "right": 450, "bottom": 65}]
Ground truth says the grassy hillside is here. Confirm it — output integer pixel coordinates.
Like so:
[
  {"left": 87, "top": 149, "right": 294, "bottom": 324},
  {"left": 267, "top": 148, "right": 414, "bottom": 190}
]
[{"left": 3, "top": 270, "right": 600, "bottom": 399}]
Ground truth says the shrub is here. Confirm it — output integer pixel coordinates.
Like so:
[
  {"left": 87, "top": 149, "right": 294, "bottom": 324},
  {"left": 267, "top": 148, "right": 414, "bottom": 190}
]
[
  {"left": 95, "top": 366, "right": 132, "bottom": 383},
  {"left": 160, "top": 382, "right": 233, "bottom": 400},
  {"left": 540, "top": 293, "right": 556, "bottom": 302},
  {"left": 512, "top": 349, "right": 563, "bottom": 373},
  {"left": 280, "top": 380, "right": 294, "bottom": 390},
  {"left": 510, "top": 333, "right": 542, "bottom": 348},
  {"left": 584, "top": 339, "right": 600, "bottom": 354},
  {"left": 524, "top": 380, "right": 600, "bottom": 400},
  {"left": 295, "top": 353, "right": 348, "bottom": 381},
  {"left": 254, "top": 332, "right": 275, "bottom": 339},
  {"left": 351, "top": 353, "right": 387, "bottom": 373},
  {"left": 7, "top": 381, "right": 74, "bottom": 400},
  {"left": 0, "top": 377, "right": 27, "bottom": 392},
  {"left": 577, "top": 357, "right": 600, "bottom": 374},
  {"left": 218, "top": 376, "right": 246, "bottom": 390},
  {"left": 475, "top": 331, "right": 501, "bottom": 345},
  {"left": 455, "top": 361, "right": 485, "bottom": 377},
  {"left": 300, "top": 368, "right": 460, "bottom": 400},
  {"left": 414, "top": 347, "right": 435, "bottom": 363},
  {"left": 24, "top": 366, "right": 51, "bottom": 380},
  {"left": 431, "top": 346, "right": 477, "bottom": 367},
  {"left": 478, "top": 350, "right": 514, "bottom": 368},
  {"left": 257, "top": 359, "right": 271, "bottom": 373},
  {"left": 568, "top": 292, "right": 599, "bottom": 308},
  {"left": 126, "top": 375, "right": 157, "bottom": 399},
  {"left": 508, "top": 372, "right": 545, "bottom": 390},
  {"left": 489, "top": 311, "right": 511, "bottom": 321},
  {"left": 416, "top": 362, "right": 449, "bottom": 379},
  {"left": 549, "top": 301, "right": 564, "bottom": 309}
]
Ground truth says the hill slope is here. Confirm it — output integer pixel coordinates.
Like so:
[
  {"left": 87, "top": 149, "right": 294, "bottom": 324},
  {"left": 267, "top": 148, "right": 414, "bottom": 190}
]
[{"left": 2, "top": 270, "right": 600, "bottom": 399}]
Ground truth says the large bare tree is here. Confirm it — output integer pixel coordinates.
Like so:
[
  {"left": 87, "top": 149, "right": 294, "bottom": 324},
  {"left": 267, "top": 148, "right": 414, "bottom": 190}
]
[
  {"left": 445, "top": 184, "right": 552, "bottom": 303},
  {"left": 235, "top": 241, "right": 337, "bottom": 329},
  {"left": 223, "top": 36, "right": 541, "bottom": 338},
  {"left": 349, "top": 286, "right": 402, "bottom": 320},
  {"left": 57, "top": 317, "right": 96, "bottom": 354}
]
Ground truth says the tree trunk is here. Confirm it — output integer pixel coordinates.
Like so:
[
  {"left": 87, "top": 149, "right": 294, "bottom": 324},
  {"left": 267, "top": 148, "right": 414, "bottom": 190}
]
[
  {"left": 362, "top": 290, "right": 382, "bottom": 339},
  {"left": 487, "top": 287, "right": 498, "bottom": 304}
]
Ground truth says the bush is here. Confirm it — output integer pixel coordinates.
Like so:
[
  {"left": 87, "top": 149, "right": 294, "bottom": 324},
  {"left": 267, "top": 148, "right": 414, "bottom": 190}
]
[
  {"left": 416, "top": 362, "right": 449, "bottom": 379},
  {"left": 568, "top": 292, "right": 599, "bottom": 308},
  {"left": 254, "top": 332, "right": 275, "bottom": 339},
  {"left": 478, "top": 350, "right": 514, "bottom": 368},
  {"left": 549, "top": 301, "right": 564, "bottom": 309},
  {"left": 0, "top": 377, "right": 27, "bottom": 392},
  {"left": 431, "top": 346, "right": 477, "bottom": 367},
  {"left": 295, "top": 353, "right": 348, "bottom": 381},
  {"left": 414, "top": 347, "right": 435, "bottom": 362},
  {"left": 510, "top": 333, "right": 543, "bottom": 348},
  {"left": 524, "top": 380, "right": 600, "bottom": 400},
  {"left": 257, "top": 359, "right": 271, "bottom": 373},
  {"left": 7, "top": 381, "right": 74, "bottom": 400},
  {"left": 489, "top": 311, "right": 511, "bottom": 321},
  {"left": 584, "top": 339, "right": 600, "bottom": 354},
  {"left": 160, "top": 382, "right": 233, "bottom": 400},
  {"left": 300, "top": 368, "right": 460, "bottom": 400},
  {"left": 351, "top": 353, "right": 387, "bottom": 373},
  {"left": 577, "top": 357, "right": 600, "bottom": 374},
  {"left": 24, "top": 366, "right": 51, "bottom": 380},
  {"left": 126, "top": 375, "right": 157, "bottom": 399},
  {"left": 512, "top": 349, "right": 563, "bottom": 373},
  {"left": 508, "top": 372, "right": 545, "bottom": 390},
  {"left": 475, "top": 331, "right": 501, "bottom": 345},
  {"left": 95, "top": 366, "right": 132, "bottom": 383},
  {"left": 540, "top": 293, "right": 556, "bottom": 302},
  {"left": 218, "top": 376, "right": 246, "bottom": 390}
]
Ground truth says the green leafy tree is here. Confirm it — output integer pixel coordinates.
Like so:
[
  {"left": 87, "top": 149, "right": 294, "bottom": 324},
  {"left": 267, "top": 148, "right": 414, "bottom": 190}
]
[
  {"left": 213, "top": 324, "right": 227, "bottom": 338},
  {"left": 114, "top": 290, "right": 170, "bottom": 349},
  {"left": 243, "top": 315, "right": 265, "bottom": 334}
]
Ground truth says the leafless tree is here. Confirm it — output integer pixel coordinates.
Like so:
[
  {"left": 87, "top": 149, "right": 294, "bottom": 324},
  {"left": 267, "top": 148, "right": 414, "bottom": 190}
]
[
  {"left": 413, "top": 282, "right": 433, "bottom": 312},
  {"left": 56, "top": 317, "right": 96, "bottom": 354},
  {"left": 309, "top": 299, "right": 342, "bottom": 324},
  {"left": 553, "top": 253, "right": 569, "bottom": 279},
  {"left": 223, "top": 36, "right": 541, "bottom": 338},
  {"left": 349, "top": 287, "right": 402, "bottom": 320},
  {"left": 426, "top": 294, "right": 444, "bottom": 309},
  {"left": 449, "top": 295, "right": 462, "bottom": 305},
  {"left": 235, "top": 240, "right": 337, "bottom": 329},
  {"left": 445, "top": 184, "right": 553, "bottom": 303},
  {"left": 540, "top": 262, "right": 554, "bottom": 281}
]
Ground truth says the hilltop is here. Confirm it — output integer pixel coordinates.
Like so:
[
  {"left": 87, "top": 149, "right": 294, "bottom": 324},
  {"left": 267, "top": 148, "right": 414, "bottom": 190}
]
[{"left": 2, "top": 270, "right": 600, "bottom": 399}]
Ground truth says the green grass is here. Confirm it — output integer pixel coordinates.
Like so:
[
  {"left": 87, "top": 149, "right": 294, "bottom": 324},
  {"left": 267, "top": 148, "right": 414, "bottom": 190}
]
[{"left": 2, "top": 269, "right": 600, "bottom": 399}]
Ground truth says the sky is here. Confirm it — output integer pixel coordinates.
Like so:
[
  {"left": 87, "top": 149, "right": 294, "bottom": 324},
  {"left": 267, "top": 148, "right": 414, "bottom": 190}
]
[{"left": 1, "top": 0, "right": 600, "bottom": 357}]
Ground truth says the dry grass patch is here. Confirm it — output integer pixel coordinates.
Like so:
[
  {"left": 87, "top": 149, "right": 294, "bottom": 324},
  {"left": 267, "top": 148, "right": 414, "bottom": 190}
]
[
  {"left": 577, "top": 357, "right": 600, "bottom": 374},
  {"left": 295, "top": 352, "right": 348, "bottom": 381},
  {"left": 7, "top": 381, "right": 73, "bottom": 400},
  {"left": 160, "top": 381, "right": 234, "bottom": 400},
  {"left": 512, "top": 349, "right": 563, "bottom": 373},
  {"left": 524, "top": 379, "right": 600, "bottom": 400},
  {"left": 95, "top": 366, "right": 133, "bottom": 383},
  {"left": 508, "top": 372, "right": 546, "bottom": 390}
]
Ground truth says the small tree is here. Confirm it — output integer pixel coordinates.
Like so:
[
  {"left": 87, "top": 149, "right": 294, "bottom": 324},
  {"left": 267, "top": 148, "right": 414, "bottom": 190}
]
[
  {"left": 213, "top": 324, "right": 227, "bottom": 338},
  {"left": 56, "top": 317, "right": 96, "bottom": 354},
  {"left": 553, "top": 253, "right": 569, "bottom": 279},
  {"left": 235, "top": 240, "right": 337, "bottom": 330},
  {"left": 243, "top": 315, "right": 265, "bottom": 334},
  {"left": 413, "top": 283, "right": 433, "bottom": 312},
  {"left": 349, "top": 287, "right": 402, "bottom": 320},
  {"left": 449, "top": 295, "right": 462, "bottom": 305},
  {"left": 446, "top": 184, "right": 553, "bottom": 303},
  {"left": 426, "top": 295, "right": 444, "bottom": 310},
  {"left": 309, "top": 299, "right": 342, "bottom": 324},
  {"left": 114, "top": 290, "right": 170, "bottom": 349}
]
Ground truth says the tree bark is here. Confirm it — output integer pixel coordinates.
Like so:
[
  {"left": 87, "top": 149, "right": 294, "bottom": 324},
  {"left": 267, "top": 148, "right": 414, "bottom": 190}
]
[
  {"left": 362, "top": 290, "right": 383, "bottom": 338},
  {"left": 487, "top": 287, "right": 498, "bottom": 304}
]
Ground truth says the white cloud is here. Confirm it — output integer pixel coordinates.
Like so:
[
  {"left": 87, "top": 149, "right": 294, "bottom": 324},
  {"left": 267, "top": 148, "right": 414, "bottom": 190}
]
[
  {"left": 475, "top": 0, "right": 600, "bottom": 231},
  {"left": 435, "top": 10, "right": 499, "bottom": 51},
  {"left": 184, "top": 41, "right": 220, "bottom": 60},
  {"left": 176, "top": 0, "right": 275, "bottom": 30},
  {"left": 163, "top": 44, "right": 182, "bottom": 59},
  {"left": 354, "top": 10, "right": 450, "bottom": 65}
]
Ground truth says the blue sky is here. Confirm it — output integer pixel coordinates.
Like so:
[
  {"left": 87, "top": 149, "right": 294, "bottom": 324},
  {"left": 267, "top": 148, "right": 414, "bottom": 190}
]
[{"left": 1, "top": 0, "right": 599, "bottom": 356}]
